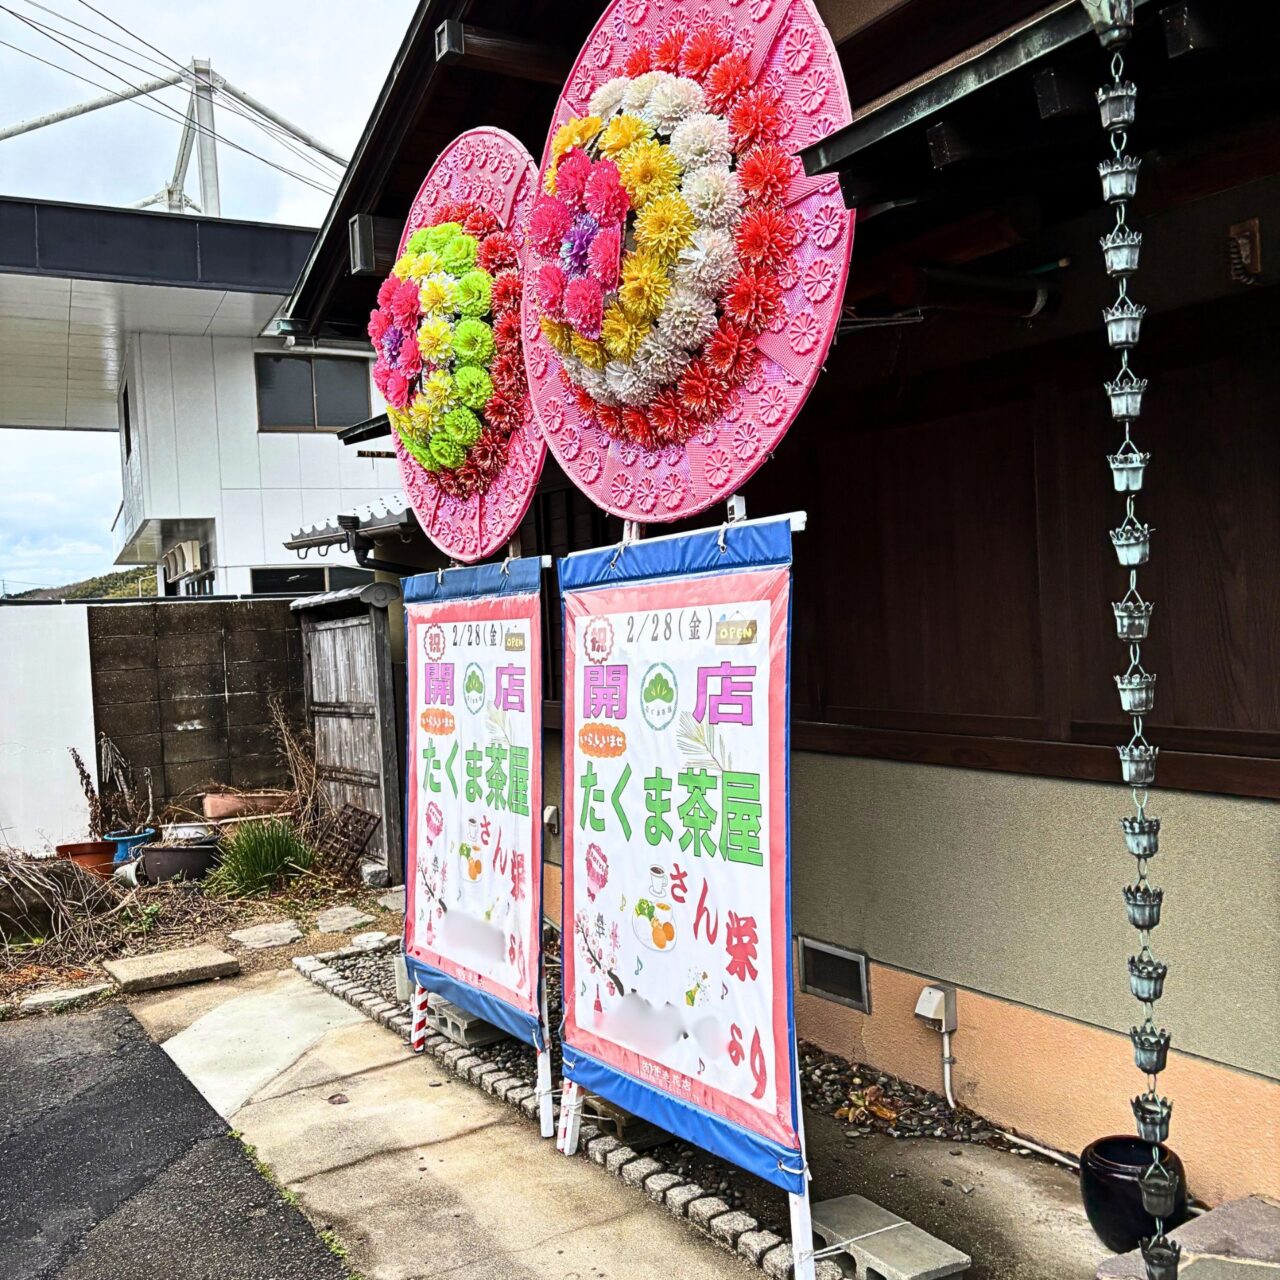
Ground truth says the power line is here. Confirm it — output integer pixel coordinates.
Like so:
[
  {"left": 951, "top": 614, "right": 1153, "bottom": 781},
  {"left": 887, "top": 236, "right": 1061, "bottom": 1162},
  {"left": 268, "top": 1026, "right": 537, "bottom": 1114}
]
[
  {"left": 9, "top": 1, "right": 344, "bottom": 182},
  {"left": 0, "top": 10, "right": 336, "bottom": 194}
]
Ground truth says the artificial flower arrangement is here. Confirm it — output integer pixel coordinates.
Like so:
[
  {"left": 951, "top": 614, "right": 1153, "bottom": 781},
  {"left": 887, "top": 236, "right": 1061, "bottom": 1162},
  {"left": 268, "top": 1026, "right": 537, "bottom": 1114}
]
[
  {"left": 526, "top": 29, "right": 799, "bottom": 453},
  {"left": 368, "top": 200, "right": 526, "bottom": 500}
]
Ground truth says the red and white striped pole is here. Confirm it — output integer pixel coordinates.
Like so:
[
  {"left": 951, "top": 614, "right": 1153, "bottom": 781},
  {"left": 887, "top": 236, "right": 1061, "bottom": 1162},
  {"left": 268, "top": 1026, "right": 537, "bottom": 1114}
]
[{"left": 410, "top": 983, "right": 430, "bottom": 1053}]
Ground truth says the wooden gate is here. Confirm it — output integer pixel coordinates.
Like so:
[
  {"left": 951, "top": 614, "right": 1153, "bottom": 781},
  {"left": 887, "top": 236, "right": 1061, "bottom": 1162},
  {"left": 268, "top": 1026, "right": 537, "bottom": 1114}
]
[{"left": 295, "top": 584, "right": 402, "bottom": 883}]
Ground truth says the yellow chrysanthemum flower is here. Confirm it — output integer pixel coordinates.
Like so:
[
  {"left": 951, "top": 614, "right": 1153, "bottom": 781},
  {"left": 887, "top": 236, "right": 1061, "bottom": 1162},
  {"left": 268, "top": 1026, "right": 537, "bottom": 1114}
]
[
  {"left": 391, "top": 252, "right": 416, "bottom": 280},
  {"left": 418, "top": 273, "right": 458, "bottom": 316},
  {"left": 404, "top": 394, "right": 441, "bottom": 443},
  {"left": 618, "top": 252, "right": 671, "bottom": 323},
  {"left": 599, "top": 113, "right": 652, "bottom": 160},
  {"left": 571, "top": 333, "right": 607, "bottom": 370},
  {"left": 540, "top": 316, "right": 574, "bottom": 355},
  {"left": 419, "top": 368, "right": 454, "bottom": 416},
  {"left": 634, "top": 193, "right": 695, "bottom": 265},
  {"left": 416, "top": 316, "right": 454, "bottom": 364},
  {"left": 551, "top": 115, "right": 601, "bottom": 161},
  {"left": 600, "top": 304, "right": 648, "bottom": 362},
  {"left": 387, "top": 406, "right": 412, "bottom": 433},
  {"left": 618, "top": 139, "right": 681, "bottom": 209}
]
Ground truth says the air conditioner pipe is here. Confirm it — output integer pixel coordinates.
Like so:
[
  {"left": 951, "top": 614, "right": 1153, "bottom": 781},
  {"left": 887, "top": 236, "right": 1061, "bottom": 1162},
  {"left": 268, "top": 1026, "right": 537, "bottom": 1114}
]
[{"left": 888, "top": 265, "right": 1056, "bottom": 318}]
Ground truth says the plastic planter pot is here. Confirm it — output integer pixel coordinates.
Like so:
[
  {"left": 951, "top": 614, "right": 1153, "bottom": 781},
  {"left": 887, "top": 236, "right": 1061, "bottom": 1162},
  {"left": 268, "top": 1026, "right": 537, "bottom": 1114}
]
[
  {"left": 1079, "top": 1136, "right": 1186, "bottom": 1252},
  {"left": 106, "top": 827, "right": 156, "bottom": 864},
  {"left": 56, "top": 840, "right": 117, "bottom": 878}
]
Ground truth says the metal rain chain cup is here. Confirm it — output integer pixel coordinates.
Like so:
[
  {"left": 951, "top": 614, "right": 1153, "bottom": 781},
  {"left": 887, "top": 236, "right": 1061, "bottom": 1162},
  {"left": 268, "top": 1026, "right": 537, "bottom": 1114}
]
[{"left": 1080, "top": 6, "right": 1184, "bottom": 1273}]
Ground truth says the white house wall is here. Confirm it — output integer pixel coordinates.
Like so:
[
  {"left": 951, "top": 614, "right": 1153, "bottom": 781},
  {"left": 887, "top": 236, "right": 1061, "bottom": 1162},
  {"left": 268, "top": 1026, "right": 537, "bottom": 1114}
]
[
  {"left": 121, "top": 335, "right": 400, "bottom": 593},
  {"left": 0, "top": 604, "right": 96, "bottom": 851}
]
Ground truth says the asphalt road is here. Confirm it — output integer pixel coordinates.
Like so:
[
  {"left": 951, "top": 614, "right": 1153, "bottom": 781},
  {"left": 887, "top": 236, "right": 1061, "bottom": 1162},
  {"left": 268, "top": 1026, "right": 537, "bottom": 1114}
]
[{"left": 0, "top": 1004, "right": 350, "bottom": 1280}]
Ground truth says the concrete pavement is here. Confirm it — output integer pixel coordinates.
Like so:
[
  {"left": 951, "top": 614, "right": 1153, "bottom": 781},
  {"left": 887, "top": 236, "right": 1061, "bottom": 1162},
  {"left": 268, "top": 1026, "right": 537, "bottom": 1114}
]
[{"left": 131, "top": 968, "right": 756, "bottom": 1280}]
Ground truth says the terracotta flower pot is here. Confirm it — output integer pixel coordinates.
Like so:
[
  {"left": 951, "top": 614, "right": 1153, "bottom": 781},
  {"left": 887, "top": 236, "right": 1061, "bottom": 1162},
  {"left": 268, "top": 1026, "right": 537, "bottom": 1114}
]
[
  {"left": 56, "top": 841, "right": 117, "bottom": 879},
  {"left": 1079, "top": 1135, "right": 1187, "bottom": 1252}
]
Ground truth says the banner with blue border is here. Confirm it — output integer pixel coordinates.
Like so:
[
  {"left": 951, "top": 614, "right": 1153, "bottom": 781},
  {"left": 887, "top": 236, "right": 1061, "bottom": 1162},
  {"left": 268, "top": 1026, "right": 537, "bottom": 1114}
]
[
  {"left": 402, "top": 557, "right": 544, "bottom": 1050},
  {"left": 558, "top": 519, "right": 803, "bottom": 1194}
]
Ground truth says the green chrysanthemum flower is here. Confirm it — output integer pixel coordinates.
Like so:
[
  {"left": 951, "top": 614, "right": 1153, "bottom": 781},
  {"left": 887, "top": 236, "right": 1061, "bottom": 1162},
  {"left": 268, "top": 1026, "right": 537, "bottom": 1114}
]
[
  {"left": 455, "top": 269, "right": 492, "bottom": 319},
  {"left": 405, "top": 228, "right": 433, "bottom": 254},
  {"left": 422, "top": 221, "right": 461, "bottom": 253},
  {"left": 453, "top": 318, "right": 494, "bottom": 367},
  {"left": 453, "top": 365, "right": 493, "bottom": 411},
  {"left": 440, "top": 233, "right": 478, "bottom": 275},
  {"left": 441, "top": 406, "right": 482, "bottom": 446},
  {"left": 400, "top": 432, "right": 440, "bottom": 472},
  {"left": 429, "top": 432, "right": 466, "bottom": 469}
]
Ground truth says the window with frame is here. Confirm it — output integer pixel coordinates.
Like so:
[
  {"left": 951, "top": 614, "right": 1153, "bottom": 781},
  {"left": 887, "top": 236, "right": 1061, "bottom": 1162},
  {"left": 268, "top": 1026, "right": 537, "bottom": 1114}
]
[{"left": 255, "top": 354, "right": 371, "bottom": 433}]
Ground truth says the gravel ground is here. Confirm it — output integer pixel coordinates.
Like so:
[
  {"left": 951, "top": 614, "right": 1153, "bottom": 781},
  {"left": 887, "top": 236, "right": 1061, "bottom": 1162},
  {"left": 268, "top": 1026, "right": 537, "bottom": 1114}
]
[{"left": 326, "top": 931, "right": 1043, "bottom": 1248}]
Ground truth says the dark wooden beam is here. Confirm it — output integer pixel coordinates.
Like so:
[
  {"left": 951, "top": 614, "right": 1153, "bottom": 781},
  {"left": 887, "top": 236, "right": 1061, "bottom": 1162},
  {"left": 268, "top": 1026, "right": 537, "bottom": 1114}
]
[
  {"left": 434, "top": 20, "right": 574, "bottom": 86},
  {"left": 1032, "top": 64, "right": 1095, "bottom": 120},
  {"left": 1160, "top": 1, "right": 1223, "bottom": 56}
]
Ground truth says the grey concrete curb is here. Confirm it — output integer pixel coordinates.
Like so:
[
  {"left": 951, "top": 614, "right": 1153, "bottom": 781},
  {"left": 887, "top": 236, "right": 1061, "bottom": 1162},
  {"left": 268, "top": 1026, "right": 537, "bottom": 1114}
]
[{"left": 290, "top": 948, "right": 841, "bottom": 1280}]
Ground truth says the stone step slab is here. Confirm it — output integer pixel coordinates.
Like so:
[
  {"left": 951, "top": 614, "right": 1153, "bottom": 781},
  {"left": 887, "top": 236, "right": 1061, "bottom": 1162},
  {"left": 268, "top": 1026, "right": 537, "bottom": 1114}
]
[
  {"left": 104, "top": 944, "right": 240, "bottom": 993},
  {"left": 811, "top": 1193, "right": 970, "bottom": 1280}
]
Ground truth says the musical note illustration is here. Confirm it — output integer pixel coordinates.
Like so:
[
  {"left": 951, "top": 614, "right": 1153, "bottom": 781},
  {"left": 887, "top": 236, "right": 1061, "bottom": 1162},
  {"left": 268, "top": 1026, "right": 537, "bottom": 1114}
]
[{"left": 634, "top": 956, "right": 644, "bottom": 975}]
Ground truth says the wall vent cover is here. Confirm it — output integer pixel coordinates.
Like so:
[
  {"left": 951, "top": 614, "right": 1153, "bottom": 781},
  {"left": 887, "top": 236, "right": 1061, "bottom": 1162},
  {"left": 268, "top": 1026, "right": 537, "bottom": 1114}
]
[{"left": 797, "top": 937, "right": 871, "bottom": 1013}]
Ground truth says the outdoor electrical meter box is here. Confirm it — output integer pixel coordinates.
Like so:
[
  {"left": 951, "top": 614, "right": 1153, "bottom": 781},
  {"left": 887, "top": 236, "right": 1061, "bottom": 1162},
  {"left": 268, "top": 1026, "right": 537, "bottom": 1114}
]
[{"left": 914, "top": 984, "right": 957, "bottom": 1033}]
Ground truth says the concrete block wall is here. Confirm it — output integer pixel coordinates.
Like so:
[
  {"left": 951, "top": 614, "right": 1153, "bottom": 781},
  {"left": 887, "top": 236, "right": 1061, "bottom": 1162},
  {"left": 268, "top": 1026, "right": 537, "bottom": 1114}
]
[{"left": 87, "top": 599, "right": 304, "bottom": 806}]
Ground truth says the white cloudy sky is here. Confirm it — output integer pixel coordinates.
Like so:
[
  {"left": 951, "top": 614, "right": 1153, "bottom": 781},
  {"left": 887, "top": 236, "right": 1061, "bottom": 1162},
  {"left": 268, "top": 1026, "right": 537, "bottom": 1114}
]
[{"left": 0, "top": 0, "right": 415, "bottom": 591}]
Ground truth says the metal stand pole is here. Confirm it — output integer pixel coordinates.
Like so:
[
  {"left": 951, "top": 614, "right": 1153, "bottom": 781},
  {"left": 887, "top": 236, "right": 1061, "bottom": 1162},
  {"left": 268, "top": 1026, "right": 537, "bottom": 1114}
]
[
  {"left": 788, "top": 1046, "right": 816, "bottom": 1280},
  {"left": 192, "top": 58, "right": 221, "bottom": 217},
  {"left": 536, "top": 980, "right": 555, "bottom": 1138},
  {"left": 556, "top": 1080, "right": 584, "bottom": 1154}
]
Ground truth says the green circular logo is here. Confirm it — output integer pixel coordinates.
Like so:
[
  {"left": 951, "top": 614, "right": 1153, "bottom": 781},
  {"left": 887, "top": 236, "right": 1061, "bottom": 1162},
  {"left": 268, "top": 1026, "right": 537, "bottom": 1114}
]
[
  {"left": 640, "top": 663, "right": 678, "bottom": 730},
  {"left": 463, "top": 662, "right": 485, "bottom": 713}
]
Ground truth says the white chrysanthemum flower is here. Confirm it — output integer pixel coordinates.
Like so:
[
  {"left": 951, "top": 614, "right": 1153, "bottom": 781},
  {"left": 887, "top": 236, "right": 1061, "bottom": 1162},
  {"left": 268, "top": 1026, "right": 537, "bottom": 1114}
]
[
  {"left": 588, "top": 76, "right": 629, "bottom": 119},
  {"left": 621, "top": 71, "right": 664, "bottom": 113},
  {"left": 674, "top": 228, "right": 739, "bottom": 297},
  {"left": 682, "top": 165, "right": 742, "bottom": 230},
  {"left": 657, "top": 286, "right": 719, "bottom": 350},
  {"left": 643, "top": 76, "right": 706, "bottom": 135},
  {"left": 576, "top": 363, "right": 615, "bottom": 404},
  {"left": 669, "top": 113, "right": 732, "bottom": 171},
  {"left": 634, "top": 331, "right": 691, "bottom": 385}
]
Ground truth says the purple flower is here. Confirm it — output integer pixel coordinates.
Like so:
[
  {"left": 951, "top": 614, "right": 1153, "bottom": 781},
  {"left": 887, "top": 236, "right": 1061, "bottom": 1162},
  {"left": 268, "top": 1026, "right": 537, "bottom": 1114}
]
[
  {"left": 560, "top": 213, "right": 599, "bottom": 277},
  {"left": 381, "top": 325, "right": 403, "bottom": 362}
]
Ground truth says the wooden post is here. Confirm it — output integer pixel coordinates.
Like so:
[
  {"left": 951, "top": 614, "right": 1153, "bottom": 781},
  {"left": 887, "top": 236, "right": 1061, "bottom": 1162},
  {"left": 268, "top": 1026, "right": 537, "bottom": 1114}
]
[
  {"left": 536, "top": 980, "right": 555, "bottom": 1138},
  {"left": 556, "top": 1080, "right": 584, "bottom": 1154}
]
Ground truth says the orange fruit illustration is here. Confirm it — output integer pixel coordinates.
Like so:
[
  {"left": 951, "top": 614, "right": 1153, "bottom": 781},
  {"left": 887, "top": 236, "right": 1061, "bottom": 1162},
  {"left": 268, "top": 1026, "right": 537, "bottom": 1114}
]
[
  {"left": 469, "top": 859, "right": 481, "bottom": 880},
  {"left": 662, "top": 921, "right": 675, "bottom": 942}
]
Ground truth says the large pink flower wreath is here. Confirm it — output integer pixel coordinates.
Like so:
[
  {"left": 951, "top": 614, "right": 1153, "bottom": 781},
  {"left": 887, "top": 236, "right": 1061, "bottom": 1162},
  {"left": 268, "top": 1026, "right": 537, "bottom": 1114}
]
[
  {"left": 521, "top": 0, "right": 854, "bottom": 520},
  {"left": 370, "top": 129, "right": 544, "bottom": 562}
]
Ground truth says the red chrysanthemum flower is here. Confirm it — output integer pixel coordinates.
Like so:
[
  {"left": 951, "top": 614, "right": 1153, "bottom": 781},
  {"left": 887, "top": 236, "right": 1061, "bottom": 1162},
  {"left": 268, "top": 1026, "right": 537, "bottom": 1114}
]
[
  {"left": 622, "top": 407, "right": 658, "bottom": 450},
  {"left": 679, "top": 28, "right": 733, "bottom": 81},
  {"left": 554, "top": 148, "right": 592, "bottom": 210},
  {"left": 537, "top": 262, "right": 568, "bottom": 319},
  {"left": 454, "top": 458, "right": 483, "bottom": 495},
  {"left": 678, "top": 359, "right": 730, "bottom": 422},
  {"left": 384, "top": 368, "right": 411, "bottom": 410},
  {"left": 624, "top": 43, "right": 652, "bottom": 77},
  {"left": 389, "top": 278, "right": 420, "bottom": 331},
  {"left": 491, "top": 270, "right": 522, "bottom": 316},
  {"left": 493, "top": 309, "right": 521, "bottom": 352},
  {"left": 376, "top": 276, "right": 398, "bottom": 310},
  {"left": 721, "top": 267, "right": 782, "bottom": 335},
  {"left": 491, "top": 351, "right": 526, "bottom": 400},
  {"left": 654, "top": 26, "right": 688, "bottom": 74},
  {"left": 705, "top": 318, "right": 755, "bottom": 380},
  {"left": 451, "top": 201, "right": 498, "bottom": 237},
  {"left": 476, "top": 230, "right": 518, "bottom": 274},
  {"left": 704, "top": 53, "right": 751, "bottom": 115},
  {"left": 399, "top": 334, "right": 423, "bottom": 378},
  {"left": 583, "top": 160, "right": 629, "bottom": 227},
  {"left": 484, "top": 389, "right": 523, "bottom": 434},
  {"left": 737, "top": 143, "right": 793, "bottom": 206},
  {"left": 368, "top": 307, "right": 389, "bottom": 343},
  {"left": 530, "top": 196, "right": 572, "bottom": 255},
  {"left": 372, "top": 359, "right": 390, "bottom": 399},
  {"left": 586, "top": 224, "right": 622, "bottom": 291},
  {"left": 433, "top": 465, "right": 463, "bottom": 497},
  {"left": 735, "top": 206, "right": 792, "bottom": 270},
  {"left": 649, "top": 386, "right": 695, "bottom": 445},
  {"left": 572, "top": 385, "right": 598, "bottom": 419},
  {"left": 564, "top": 276, "right": 604, "bottom": 339},
  {"left": 596, "top": 404, "right": 625, "bottom": 439},
  {"left": 470, "top": 427, "right": 508, "bottom": 479},
  {"left": 729, "top": 86, "right": 784, "bottom": 151}
]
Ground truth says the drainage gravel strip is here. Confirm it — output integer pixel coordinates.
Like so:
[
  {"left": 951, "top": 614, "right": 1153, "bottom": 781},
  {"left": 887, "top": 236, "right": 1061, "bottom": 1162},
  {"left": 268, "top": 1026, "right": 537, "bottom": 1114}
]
[{"left": 293, "top": 942, "right": 846, "bottom": 1280}]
